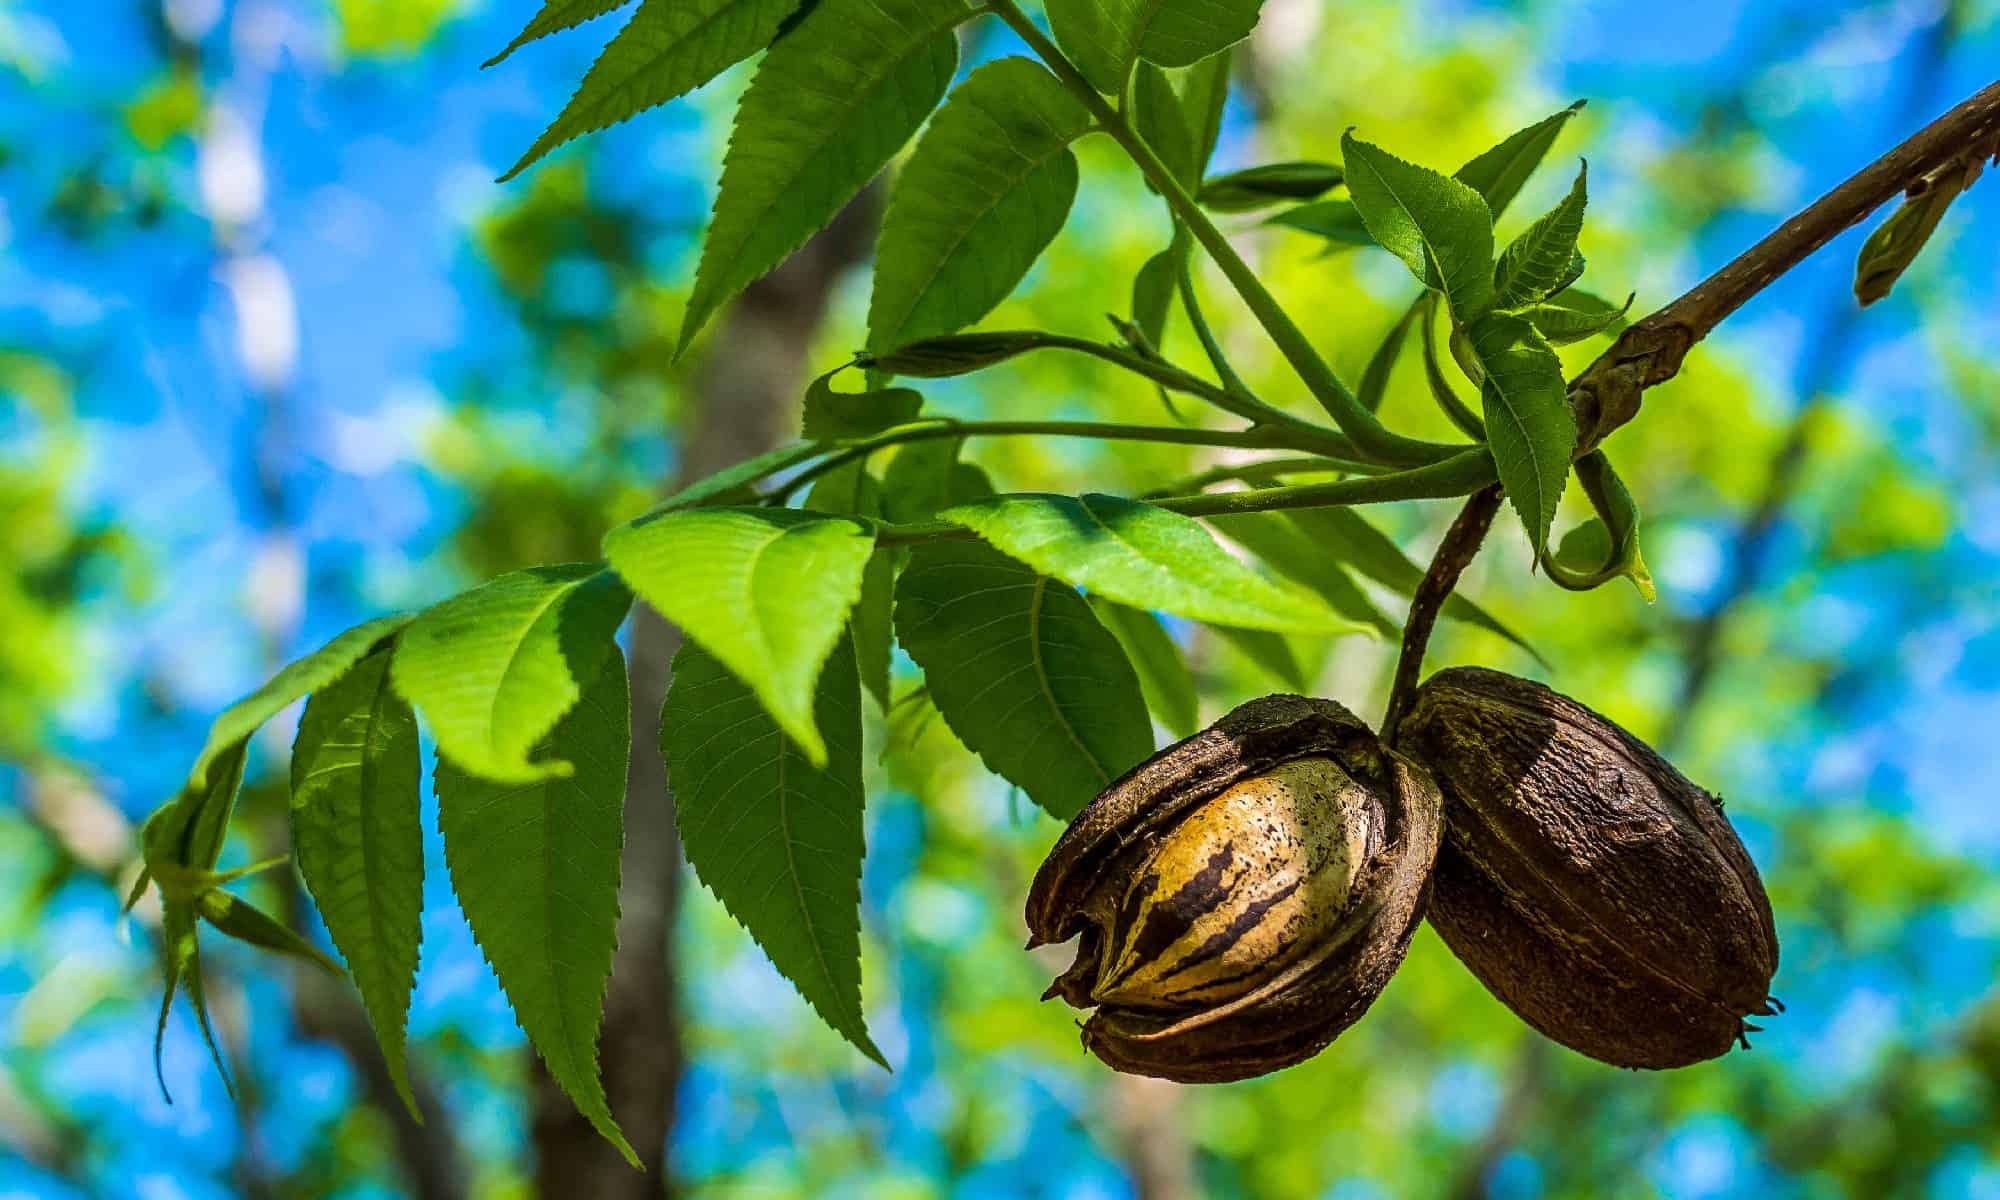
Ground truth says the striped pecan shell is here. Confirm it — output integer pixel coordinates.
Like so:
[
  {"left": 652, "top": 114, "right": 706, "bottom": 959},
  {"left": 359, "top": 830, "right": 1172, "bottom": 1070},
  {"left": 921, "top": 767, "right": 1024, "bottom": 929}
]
[
  {"left": 1026, "top": 694, "right": 1443, "bottom": 1083},
  {"left": 1396, "top": 667, "right": 1780, "bottom": 1069}
]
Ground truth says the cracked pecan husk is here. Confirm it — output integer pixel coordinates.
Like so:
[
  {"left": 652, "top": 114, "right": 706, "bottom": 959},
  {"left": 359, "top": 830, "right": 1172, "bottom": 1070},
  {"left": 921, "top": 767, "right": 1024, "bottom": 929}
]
[
  {"left": 1025, "top": 694, "right": 1443, "bottom": 1083},
  {"left": 1395, "top": 666, "right": 1780, "bottom": 1069}
]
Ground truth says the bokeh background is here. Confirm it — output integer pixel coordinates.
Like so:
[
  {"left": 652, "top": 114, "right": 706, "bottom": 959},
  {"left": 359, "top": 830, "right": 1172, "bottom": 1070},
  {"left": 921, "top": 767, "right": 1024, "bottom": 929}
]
[{"left": 5, "top": 1, "right": 2000, "bottom": 1196}]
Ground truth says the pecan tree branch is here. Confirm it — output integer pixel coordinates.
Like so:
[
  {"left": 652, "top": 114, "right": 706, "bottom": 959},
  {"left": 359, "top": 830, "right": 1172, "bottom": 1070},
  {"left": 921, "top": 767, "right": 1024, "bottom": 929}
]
[{"left": 1568, "top": 77, "right": 2000, "bottom": 454}]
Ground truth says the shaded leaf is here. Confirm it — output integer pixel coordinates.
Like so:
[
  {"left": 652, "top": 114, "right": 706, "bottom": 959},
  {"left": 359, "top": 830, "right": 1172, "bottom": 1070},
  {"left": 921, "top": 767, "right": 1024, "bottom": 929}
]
[
  {"left": 195, "top": 890, "right": 342, "bottom": 976},
  {"left": 805, "top": 463, "right": 896, "bottom": 708},
  {"left": 862, "top": 330, "right": 1051, "bottom": 378},
  {"left": 1856, "top": 161, "right": 1972, "bottom": 305},
  {"left": 1266, "top": 198, "right": 1374, "bottom": 248},
  {"left": 940, "top": 492, "right": 1359, "bottom": 634},
  {"left": 868, "top": 58, "right": 1089, "bottom": 351},
  {"left": 392, "top": 566, "right": 632, "bottom": 782},
  {"left": 802, "top": 368, "right": 923, "bottom": 440},
  {"left": 603, "top": 507, "right": 875, "bottom": 764},
  {"left": 678, "top": 0, "right": 971, "bottom": 352},
  {"left": 1199, "top": 161, "right": 1343, "bottom": 212},
  {"left": 1358, "top": 302, "right": 1420, "bottom": 414},
  {"left": 894, "top": 541, "right": 1151, "bottom": 819},
  {"left": 1132, "top": 61, "right": 1197, "bottom": 186},
  {"left": 437, "top": 652, "right": 635, "bottom": 1164},
  {"left": 1281, "top": 507, "right": 1538, "bottom": 658},
  {"left": 1211, "top": 625, "right": 1309, "bottom": 692},
  {"left": 1204, "top": 511, "right": 1398, "bottom": 637},
  {"left": 1089, "top": 598, "right": 1199, "bottom": 738},
  {"left": 662, "top": 637, "right": 883, "bottom": 1062},
  {"left": 290, "top": 647, "right": 425, "bottom": 1116}
]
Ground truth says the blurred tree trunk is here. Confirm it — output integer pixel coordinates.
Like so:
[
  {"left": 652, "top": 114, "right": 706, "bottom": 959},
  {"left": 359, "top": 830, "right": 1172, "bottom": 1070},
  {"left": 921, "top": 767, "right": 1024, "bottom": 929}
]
[{"left": 528, "top": 192, "right": 879, "bottom": 1197}]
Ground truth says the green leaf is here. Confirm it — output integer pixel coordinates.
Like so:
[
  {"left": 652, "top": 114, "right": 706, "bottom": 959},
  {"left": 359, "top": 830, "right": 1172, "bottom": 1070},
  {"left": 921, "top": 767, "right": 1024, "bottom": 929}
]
[
  {"left": 289, "top": 647, "right": 425, "bottom": 1117},
  {"left": 1494, "top": 160, "right": 1587, "bottom": 306},
  {"left": 1088, "top": 598, "right": 1199, "bottom": 738},
  {"left": 391, "top": 566, "right": 632, "bottom": 783},
  {"left": 649, "top": 442, "right": 821, "bottom": 514},
  {"left": 195, "top": 890, "right": 343, "bottom": 976},
  {"left": 485, "top": 0, "right": 634, "bottom": 67},
  {"left": 1280, "top": 507, "right": 1538, "bottom": 659},
  {"left": 662, "top": 636, "right": 883, "bottom": 1063},
  {"left": 437, "top": 651, "right": 635, "bottom": 1165},
  {"left": 602, "top": 507, "right": 875, "bottom": 764},
  {"left": 1047, "top": 0, "right": 1266, "bottom": 93},
  {"left": 1464, "top": 314, "right": 1575, "bottom": 555},
  {"left": 894, "top": 541, "right": 1152, "bottom": 819},
  {"left": 1357, "top": 302, "right": 1420, "bottom": 414},
  {"left": 1132, "top": 62, "right": 1197, "bottom": 186},
  {"left": 678, "top": 0, "right": 969, "bottom": 353},
  {"left": 1519, "top": 288, "right": 1632, "bottom": 346},
  {"left": 1855, "top": 165, "right": 1969, "bottom": 305},
  {"left": 1546, "top": 451, "right": 1655, "bottom": 601},
  {"left": 1420, "top": 295, "right": 1486, "bottom": 438},
  {"left": 1211, "top": 625, "right": 1309, "bottom": 691},
  {"left": 499, "top": 0, "right": 803, "bottom": 181},
  {"left": 1132, "top": 246, "right": 1178, "bottom": 350},
  {"left": 1266, "top": 198, "right": 1375, "bottom": 248},
  {"left": 1179, "top": 51, "right": 1232, "bottom": 178},
  {"left": 861, "top": 331, "right": 1049, "bottom": 378},
  {"left": 1204, "top": 512, "right": 1398, "bottom": 638},
  {"left": 147, "top": 742, "right": 250, "bottom": 878},
  {"left": 1342, "top": 131, "right": 1495, "bottom": 321},
  {"left": 1454, "top": 100, "right": 1586, "bottom": 219},
  {"left": 154, "top": 898, "right": 230, "bottom": 1101},
  {"left": 805, "top": 463, "right": 896, "bottom": 709},
  {"left": 802, "top": 369, "right": 923, "bottom": 441},
  {"left": 939, "top": 493, "right": 1359, "bottom": 634},
  {"left": 879, "top": 438, "right": 994, "bottom": 523},
  {"left": 187, "top": 613, "right": 414, "bottom": 794},
  {"left": 1199, "top": 161, "right": 1343, "bottom": 212},
  {"left": 867, "top": 58, "right": 1090, "bottom": 351}
]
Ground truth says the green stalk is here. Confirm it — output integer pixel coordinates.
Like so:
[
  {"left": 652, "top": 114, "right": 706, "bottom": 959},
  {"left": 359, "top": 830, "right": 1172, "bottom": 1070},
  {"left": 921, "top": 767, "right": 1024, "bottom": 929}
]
[{"left": 875, "top": 448, "right": 1498, "bottom": 544}]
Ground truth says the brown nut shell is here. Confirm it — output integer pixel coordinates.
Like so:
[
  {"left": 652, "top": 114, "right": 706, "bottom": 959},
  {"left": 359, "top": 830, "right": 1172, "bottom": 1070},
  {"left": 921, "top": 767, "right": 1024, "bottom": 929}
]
[
  {"left": 1396, "top": 666, "right": 1779, "bottom": 1069},
  {"left": 1026, "top": 694, "right": 1443, "bottom": 1083}
]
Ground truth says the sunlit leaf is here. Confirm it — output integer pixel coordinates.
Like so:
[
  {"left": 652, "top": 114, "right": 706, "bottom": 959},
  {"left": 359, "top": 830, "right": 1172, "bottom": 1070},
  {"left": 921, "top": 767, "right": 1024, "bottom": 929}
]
[
  {"left": 391, "top": 565, "right": 631, "bottom": 782},
  {"left": 603, "top": 507, "right": 875, "bottom": 764},
  {"left": 940, "top": 493, "right": 1362, "bottom": 634}
]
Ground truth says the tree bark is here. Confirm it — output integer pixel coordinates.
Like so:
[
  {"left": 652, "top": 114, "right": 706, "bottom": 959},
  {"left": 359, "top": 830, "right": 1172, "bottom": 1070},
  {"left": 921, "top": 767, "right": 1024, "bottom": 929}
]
[{"left": 528, "top": 192, "right": 879, "bottom": 1198}]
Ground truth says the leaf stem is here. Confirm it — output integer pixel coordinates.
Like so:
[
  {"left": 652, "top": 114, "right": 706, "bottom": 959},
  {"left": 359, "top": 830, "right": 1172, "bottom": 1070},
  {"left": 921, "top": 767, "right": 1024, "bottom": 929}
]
[
  {"left": 1381, "top": 485, "right": 1503, "bottom": 738},
  {"left": 771, "top": 417, "right": 1359, "bottom": 502},
  {"left": 874, "top": 447, "right": 1498, "bottom": 545},
  {"left": 986, "top": 0, "right": 1463, "bottom": 467}
]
